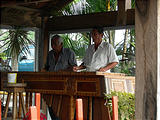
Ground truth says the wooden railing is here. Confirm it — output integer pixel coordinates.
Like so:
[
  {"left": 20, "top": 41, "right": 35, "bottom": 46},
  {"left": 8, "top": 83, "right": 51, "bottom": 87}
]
[
  {"left": 0, "top": 71, "right": 135, "bottom": 120},
  {"left": 97, "top": 72, "right": 135, "bottom": 93}
]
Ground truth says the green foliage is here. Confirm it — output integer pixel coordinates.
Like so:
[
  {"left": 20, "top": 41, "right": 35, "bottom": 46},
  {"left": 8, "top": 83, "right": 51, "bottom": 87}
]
[
  {"left": 113, "top": 61, "right": 135, "bottom": 76},
  {"left": 61, "top": 33, "right": 89, "bottom": 59},
  {"left": 113, "top": 29, "right": 135, "bottom": 75},
  {"left": 131, "top": 0, "right": 135, "bottom": 8},
  {"left": 0, "top": 28, "right": 35, "bottom": 58},
  {"left": 105, "top": 91, "right": 135, "bottom": 120},
  {"left": 63, "top": 0, "right": 118, "bottom": 15},
  {"left": 0, "top": 53, "right": 6, "bottom": 59},
  {"left": 86, "top": 0, "right": 107, "bottom": 12}
]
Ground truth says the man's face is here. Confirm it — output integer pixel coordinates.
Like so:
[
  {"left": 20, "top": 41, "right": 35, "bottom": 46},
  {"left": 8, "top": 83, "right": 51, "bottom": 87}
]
[
  {"left": 51, "top": 37, "right": 62, "bottom": 52},
  {"left": 91, "top": 29, "right": 103, "bottom": 43}
]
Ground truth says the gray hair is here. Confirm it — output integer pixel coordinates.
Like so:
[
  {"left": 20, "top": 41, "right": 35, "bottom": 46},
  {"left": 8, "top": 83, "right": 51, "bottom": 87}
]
[{"left": 51, "top": 35, "right": 63, "bottom": 45}]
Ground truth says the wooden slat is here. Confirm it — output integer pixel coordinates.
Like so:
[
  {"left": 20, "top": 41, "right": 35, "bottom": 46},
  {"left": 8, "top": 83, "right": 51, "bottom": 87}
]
[
  {"left": 13, "top": 92, "right": 17, "bottom": 119},
  {"left": 88, "top": 97, "right": 92, "bottom": 120},
  {"left": 20, "top": 93, "right": 27, "bottom": 119},
  {"left": 69, "top": 96, "right": 74, "bottom": 120},
  {"left": 26, "top": 92, "right": 29, "bottom": 112},
  {"left": 29, "top": 93, "right": 33, "bottom": 107},
  {"left": 18, "top": 93, "right": 22, "bottom": 118}
]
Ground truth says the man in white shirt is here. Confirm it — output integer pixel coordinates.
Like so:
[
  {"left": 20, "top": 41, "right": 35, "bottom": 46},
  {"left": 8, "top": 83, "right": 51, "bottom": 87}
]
[{"left": 73, "top": 27, "right": 118, "bottom": 72}]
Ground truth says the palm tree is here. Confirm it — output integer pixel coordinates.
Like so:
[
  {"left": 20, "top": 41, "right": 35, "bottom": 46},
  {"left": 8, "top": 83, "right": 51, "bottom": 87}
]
[{"left": 0, "top": 27, "right": 35, "bottom": 71}]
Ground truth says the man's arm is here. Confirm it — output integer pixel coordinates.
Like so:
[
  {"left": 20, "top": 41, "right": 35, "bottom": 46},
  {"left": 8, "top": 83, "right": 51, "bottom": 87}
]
[
  {"left": 98, "top": 62, "right": 118, "bottom": 72},
  {"left": 68, "top": 49, "right": 77, "bottom": 71}
]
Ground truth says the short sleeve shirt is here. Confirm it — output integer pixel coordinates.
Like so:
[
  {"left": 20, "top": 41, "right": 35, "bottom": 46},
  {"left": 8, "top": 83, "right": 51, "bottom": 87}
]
[
  {"left": 45, "top": 48, "right": 77, "bottom": 71},
  {"left": 83, "top": 41, "right": 118, "bottom": 72}
]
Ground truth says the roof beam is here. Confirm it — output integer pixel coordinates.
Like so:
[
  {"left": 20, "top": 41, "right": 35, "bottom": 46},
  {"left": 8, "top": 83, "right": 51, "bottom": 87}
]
[
  {"left": 47, "top": 9, "right": 135, "bottom": 32},
  {"left": 9, "top": 5, "right": 40, "bottom": 12},
  {"left": 1, "top": 0, "right": 52, "bottom": 7}
]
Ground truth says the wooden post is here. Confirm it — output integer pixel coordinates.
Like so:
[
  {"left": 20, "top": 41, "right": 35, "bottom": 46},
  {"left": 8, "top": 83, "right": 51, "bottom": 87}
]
[
  {"left": 76, "top": 99, "right": 83, "bottom": 120},
  {"left": 18, "top": 93, "right": 22, "bottom": 118},
  {"left": 13, "top": 92, "right": 17, "bottom": 119},
  {"left": 158, "top": 1, "right": 160, "bottom": 119},
  {"left": 135, "top": 0, "right": 160, "bottom": 119},
  {"left": 0, "top": 98, "right": 1, "bottom": 120},
  {"left": 56, "top": 95, "right": 62, "bottom": 117},
  {"left": 43, "top": 18, "right": 49, "bottom": 68},
  {"left": 29, "top": 106, "right": 37, "bottom": 120},
  {"left": 4, "top": 93, "right": 11, "bottom": 118},
  {"left": 88, "top": 97, "right": 92, "bottom": 120},
  {"left": 29, "top": 93, "right": 32, "bottom": 107},
  {"left": 69, "top": 96, "right": 74, "bottom": 120},
  {"left": 117, "top": 0, "right": 131, "bottom": 25},
  {"left": 25, "top": 92, "right": 29, "bottom": 112},
  {"left": 35, "top": 93, "right": 40, "bottom": 120},
  {"left": 20, "top": 93, "right": 26, "bottom": 118},
  {"left": 112, "top": 96, "right": 118, "bottom": 120}
]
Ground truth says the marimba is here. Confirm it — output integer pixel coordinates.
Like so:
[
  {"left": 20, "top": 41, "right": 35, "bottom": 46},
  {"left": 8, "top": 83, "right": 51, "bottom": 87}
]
[{"left": 1, "top": 71, "right": 111, "bottom": 120}]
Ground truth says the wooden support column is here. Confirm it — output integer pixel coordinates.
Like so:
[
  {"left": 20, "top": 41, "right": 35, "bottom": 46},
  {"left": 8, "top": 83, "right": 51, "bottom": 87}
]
[
  {"left": 158, "top": 1, "right": 160, "bottom": 119},
  {"left": 117, "top": 0, "right": 131, "bottom": 25},
  {"left": 38, "top": 17, "right": 49, "bottom": 71},
  {"left": 43, "top": 17, "right": 49, "bottom": 67},
  {"left": 135, "top": 0, "right": 159, "bottom": 119}
]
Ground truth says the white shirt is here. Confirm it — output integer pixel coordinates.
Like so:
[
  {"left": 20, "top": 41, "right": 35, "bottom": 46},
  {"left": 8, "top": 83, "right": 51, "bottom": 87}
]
[{"left": 83, "top": 41, "right": 119, "bottom": 72}]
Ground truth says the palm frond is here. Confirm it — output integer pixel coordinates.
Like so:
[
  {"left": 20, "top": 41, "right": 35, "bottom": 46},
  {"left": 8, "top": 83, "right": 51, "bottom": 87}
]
[{"left": 0, "top": 28, "right": 35, "bottom": 58}]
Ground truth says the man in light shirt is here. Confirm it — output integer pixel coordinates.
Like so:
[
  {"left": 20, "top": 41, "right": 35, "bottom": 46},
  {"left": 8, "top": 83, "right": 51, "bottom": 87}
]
[{"left": 73, "top": 27, "right": 118, "bottom": 73}]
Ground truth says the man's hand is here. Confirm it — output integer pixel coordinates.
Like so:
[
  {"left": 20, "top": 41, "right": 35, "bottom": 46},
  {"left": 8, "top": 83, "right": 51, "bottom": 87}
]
[
  {"left": 98, "top": 67, "right": 106, "bottom": 72},
  {"left": 73, "top": 65, "right": 86, "bottom": 72},
  {"left": 73, "top": 66, "right": 80, "bottom": 72}
]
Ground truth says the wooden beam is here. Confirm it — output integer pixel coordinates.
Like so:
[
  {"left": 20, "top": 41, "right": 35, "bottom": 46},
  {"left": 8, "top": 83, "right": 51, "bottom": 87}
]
[
  {"left": 135, "top": 0, "right": 159, "bottom": 119},
  {"left": 47, "top": 9, "right": 135, "bottom": 32},
  {"left": 10, "top": 5, "right": 40, "bottom": 12},
  {"left": 1, "top": 0, "right": 52, "bottom": 7}
]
